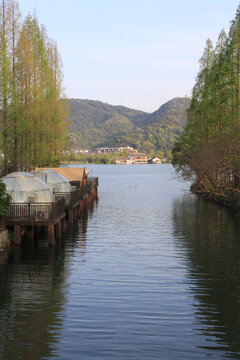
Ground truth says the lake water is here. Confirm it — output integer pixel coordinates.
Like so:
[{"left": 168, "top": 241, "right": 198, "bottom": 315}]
[{"left": 1, "top": 164, "right": 240, "bottom": 359}]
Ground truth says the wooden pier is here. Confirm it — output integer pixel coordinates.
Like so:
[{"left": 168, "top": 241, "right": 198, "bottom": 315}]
[
  {"left": 3, "top": 167, "right": 99, "bottom": 246},
  {"left": 54, "top": 188, "right": 79, "bottom": 224},
  {"left": 36, "top": 167, "right": 99, "bottom": 211},
  {"left": 6, "top": 198, "right": 65, "bottom": 245}
]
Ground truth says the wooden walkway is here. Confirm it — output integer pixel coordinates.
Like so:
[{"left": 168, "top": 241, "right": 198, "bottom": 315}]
[{"left": 6, "top": 198, "right": 66, "bottom": 245}]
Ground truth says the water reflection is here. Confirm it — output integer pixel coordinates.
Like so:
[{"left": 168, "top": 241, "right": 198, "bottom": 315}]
[
  {"left": 173, "top": 196, "right": 240, "bottom": 358},
  {"left": 0, "top": 209, "right": 90, "bottom": 360}
]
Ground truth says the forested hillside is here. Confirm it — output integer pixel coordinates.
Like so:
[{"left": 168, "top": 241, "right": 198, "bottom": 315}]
[
  {"left": 67, "top": 97, "right": 190, "bottom": 153},
  {"left": 115, "top": 97, "right": 190, "bottom": 152},
  {"left": 172, "top": 5, "right": 240, "bottom": 207}
]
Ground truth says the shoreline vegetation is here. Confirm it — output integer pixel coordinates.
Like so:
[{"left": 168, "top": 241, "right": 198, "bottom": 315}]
[
  {"left": 0, "top": 0, "right": 67, "bottom": 250},
  {"left": 190, "top": 182, "right": 240, "bottom": 211},
  {"left": 60, "top": 152, "right": 171, "bottom": 165},
  {"left": 173, "top": 5, "right": 240, "bottom": 211},
  {"left": 0, "top": 0, "right": 68, "bottom": 177}
]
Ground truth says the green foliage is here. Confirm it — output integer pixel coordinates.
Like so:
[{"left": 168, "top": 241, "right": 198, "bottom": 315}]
[
  {"left": 67, "top": 97, "right": 191, "bottom": 154},
  {"left": 173, "top": 5, "right": 240, "bottom": 192},
  {"left": 68, "top": 99, "right": 147, "bottom": 133},
  {"left": 0, "top": 181, "right": 11, "bottom": 216},
  {"left": 0, "top": 1, "right": 68, "bottom": 174}
]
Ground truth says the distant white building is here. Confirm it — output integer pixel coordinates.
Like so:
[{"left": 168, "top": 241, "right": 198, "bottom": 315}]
[
  {"left": 116, "top": 157, "right": 133, "bottom": 164},
  {"left": 151, "top": 157, "right": 161, "bottom": 164},
  {"left": 74, "top": 149, "right": 91, "bottom": 154},
  {"left": 96, "top": 146, "right": 137, "bottom": 154}
]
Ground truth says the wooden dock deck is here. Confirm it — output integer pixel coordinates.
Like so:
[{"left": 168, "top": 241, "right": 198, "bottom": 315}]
[{"left": 6, "top": 198, "right": 66, "bottom": 245}]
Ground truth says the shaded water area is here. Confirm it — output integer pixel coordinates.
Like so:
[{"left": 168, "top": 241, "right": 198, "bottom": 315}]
[{"left": 1, "top": 164, "right": 240, "bottom": 359}]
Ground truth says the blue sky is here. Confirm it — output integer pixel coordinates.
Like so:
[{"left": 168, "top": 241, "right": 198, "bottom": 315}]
[{"left": 20, "top": 0, "right": 240, "bottom": 112}]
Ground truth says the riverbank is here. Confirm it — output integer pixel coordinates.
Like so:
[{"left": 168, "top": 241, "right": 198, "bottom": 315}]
[{"left": 191, "top": 182, "right": 240, "bottom": 211}]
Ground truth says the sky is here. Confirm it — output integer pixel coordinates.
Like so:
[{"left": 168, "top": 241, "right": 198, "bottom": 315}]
[{"left": 19, "top": 0, "right": 240, "bottom": 112}]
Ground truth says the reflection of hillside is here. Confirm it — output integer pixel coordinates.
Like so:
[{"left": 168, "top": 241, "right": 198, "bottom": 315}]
[
  {"left": 0, "top": 210, "right": 90, "bottom": 359},
  {"left": 173, "top": 196, "right": 240, "bottom": 356}
]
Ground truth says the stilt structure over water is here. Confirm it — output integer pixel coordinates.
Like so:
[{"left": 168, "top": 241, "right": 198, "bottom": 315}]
[
  {"left": 2, "top": 172, "right": 65, "bottom": 245},
  {"left": 34, "top": 169, "right": 79, "bottom": 224},
  {"left": 35, "top": 167, "right": 98, "bottom": 211},
  {"left": 1, "top": 168, "right": 99, "bottom": 246}
]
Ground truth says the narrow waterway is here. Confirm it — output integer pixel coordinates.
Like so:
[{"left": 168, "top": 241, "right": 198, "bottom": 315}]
[{"left": 1, "top": 164, "right": 240, "bottom": 359}]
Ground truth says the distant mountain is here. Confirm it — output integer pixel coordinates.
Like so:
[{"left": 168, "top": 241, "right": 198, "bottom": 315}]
[
  {"left": 67, "top": 97, "right": 191, "bottom": 153},
  {"left": 114, "top": 97, "right": 191, "bottom": 152}
]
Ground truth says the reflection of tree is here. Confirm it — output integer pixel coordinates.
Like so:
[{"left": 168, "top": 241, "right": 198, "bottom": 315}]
[
  {"left": 0, "top": 241, "right": 67, "bottom": 359},
  {"left": 173, "top": 196, "right": 240, "bottom": 356},
  {"left": 0, "top": 209, "right": 90, "bottom": 360}
]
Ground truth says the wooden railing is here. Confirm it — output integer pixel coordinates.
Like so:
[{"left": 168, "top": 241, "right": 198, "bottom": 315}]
[
  {"left": 88, "top": 177, "right": 99, "bottom": 187},
  {"left": 69, "top": 181, "right": 89, "bottom": 199},
  {"left": 213, "top": 170, "right": 240, "bottom": 187},
  {"left": 69, "top": 177, "right": 98, "bottom": 198},
  {"left": 54, "top": 188, "right": 79, "bottom": 208},
  {"left": 87, "top": 177, "right": 99, "bottom": 193},
  {"left": 6, "top": 197, "right": 65, "bottom": 223}
]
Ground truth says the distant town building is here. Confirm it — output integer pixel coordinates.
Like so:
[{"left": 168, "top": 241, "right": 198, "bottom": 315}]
[
  {"left": 74, "top": 149, "right": 91, "bottom": 154},
  {"left": 130, "top": 153, "right": 148, "bottom": 164},
  {"left": 115, "top": 153, "right": 163, "bottom": 165},
  {"left": 149, "top": 157, "right": 161, "bottom": 164},
  {"left": 116, "top": 157, "right": 133, "bottom": 164},
  {"left": 96, "top": 146, "right": 137, "bottom": 154}
]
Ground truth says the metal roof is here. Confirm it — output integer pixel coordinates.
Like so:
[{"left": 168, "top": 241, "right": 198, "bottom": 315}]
[{"left": 35, "top": 167, "right": 86, "bottom": 181}]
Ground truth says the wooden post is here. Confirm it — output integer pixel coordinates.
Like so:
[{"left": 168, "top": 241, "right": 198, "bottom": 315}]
[
  {"left": 27, "top": 226, "right": 34, "bottom": 239},
  {"left": 48, "top": 224, "right": 54, "bottom": 245},
  {"left": 73, "top": 207, "right": 77, "bottom": 221},
  {"left": 56, "top": 221, "right": 61, "bottom": 239},
  {"left": 61, "top": 217, "right": 65, "bottom": 233},
  {"left": 48, "top": 245, "right": 55, "bottom": 265},
  {"left": 34, "top": 226, "right": 40, "bottom": 239},
  {"left": 14, "top": 225, "right": 21, "bottom": 245},
  {"left": 79, "top": 199, "right": 84, "bottom": 211},
  {"left": 68, "top": 208, "right": 73, "bottom": 224},
  {"left": 14, "top": 245, "right": 21, "bottom": 263},
  {"left": 88, "top": 193, "right": 91, "bottom": 204}
]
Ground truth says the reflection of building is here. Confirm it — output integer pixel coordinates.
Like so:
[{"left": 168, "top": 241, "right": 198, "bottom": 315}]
[
  {"left": 0, "top": 200, "right": 90, "bottom": 360},
  {"left": 0, "top": 242, "right": 66, "bottom": 359}
]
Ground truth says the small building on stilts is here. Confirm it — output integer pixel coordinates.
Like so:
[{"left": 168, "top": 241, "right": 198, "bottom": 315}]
[
  {"left": 34, "top": 169, "right": 79, "bottom": 224},
  {"left": 2, "top": 172, "right": 65, "bottom": 245},
  {"left": 35, "top": 167, "right": 98, "bottom": 211}
]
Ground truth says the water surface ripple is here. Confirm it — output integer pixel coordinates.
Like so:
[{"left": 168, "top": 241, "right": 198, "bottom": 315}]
[{"left": 1, "top": 164, "right": 240, "bottom": 359}]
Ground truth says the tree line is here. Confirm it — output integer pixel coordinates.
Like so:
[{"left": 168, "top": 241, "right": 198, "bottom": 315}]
[
  {"left": 173, "top": 5, "right": 240, "bottom": 200},
  {"left": 0, "top": 0, "right": 68, "bottom": 175}
]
